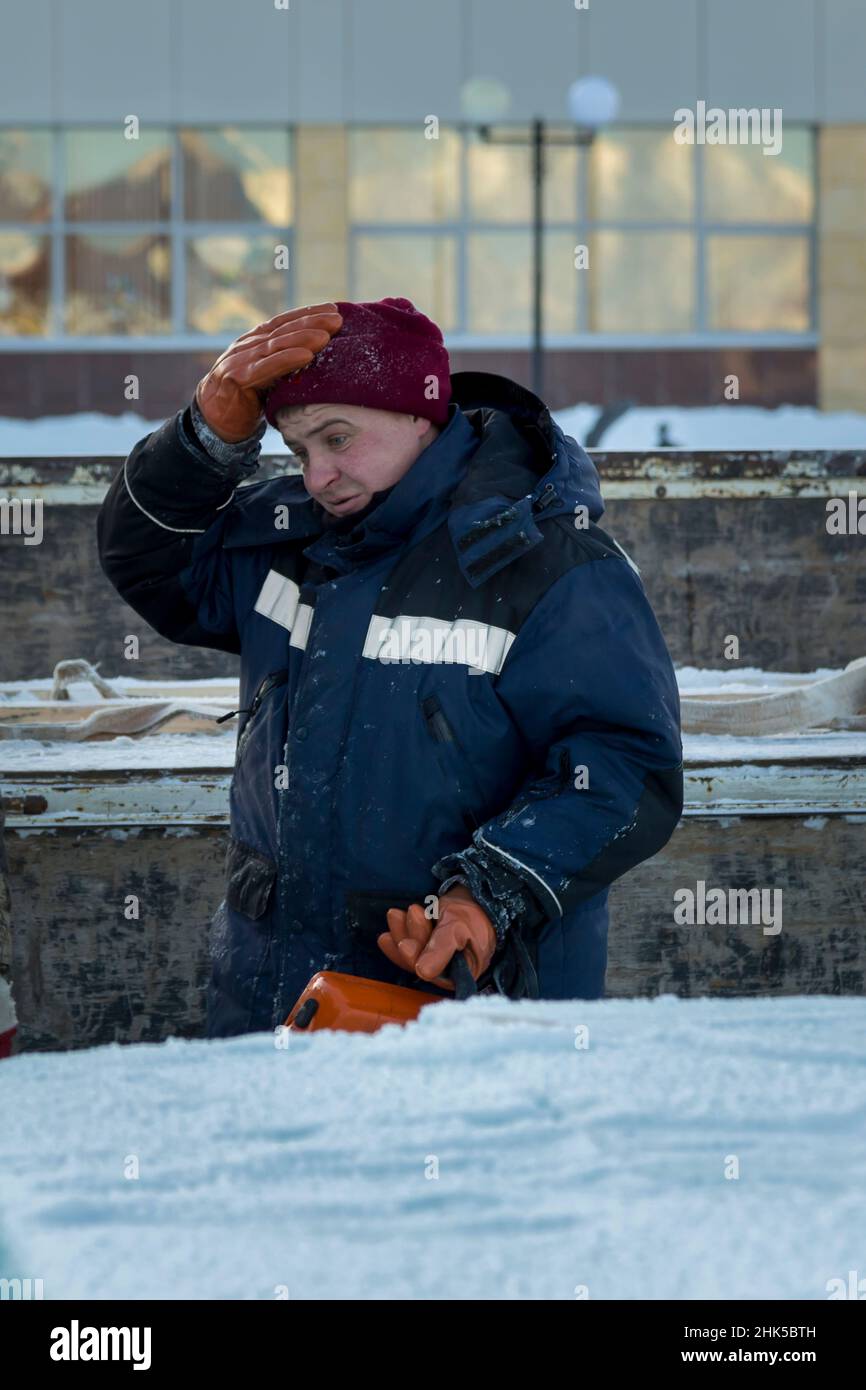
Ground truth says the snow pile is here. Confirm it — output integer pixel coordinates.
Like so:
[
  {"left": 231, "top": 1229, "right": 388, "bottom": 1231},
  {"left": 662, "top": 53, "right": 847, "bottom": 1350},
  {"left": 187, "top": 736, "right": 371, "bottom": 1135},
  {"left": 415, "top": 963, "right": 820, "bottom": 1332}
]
[
  {"left": 555, "top": 401, "right": 866, "bottom": 450},
  {"left": 0, "top": 412, "right": 290, "bottom": 458},
  {"left": 1, "top": 995, "right": 864, "bottom": 1300}
]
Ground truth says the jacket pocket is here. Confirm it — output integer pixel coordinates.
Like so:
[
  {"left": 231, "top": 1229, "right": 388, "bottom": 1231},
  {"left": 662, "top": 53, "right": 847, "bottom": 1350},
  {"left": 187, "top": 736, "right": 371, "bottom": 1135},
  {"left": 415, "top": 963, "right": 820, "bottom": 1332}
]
[
  {"left": 420, "top": 693, "right": 485, "bottom": 833},
  {"left": 235, "top": 669, "right": 289, "bottom": 766},
  {"left": 225, "top": 836, "right": 277, "bottom": 920},
  {"left": 345, "top": 889, "right": 426, "bottom": 944}
]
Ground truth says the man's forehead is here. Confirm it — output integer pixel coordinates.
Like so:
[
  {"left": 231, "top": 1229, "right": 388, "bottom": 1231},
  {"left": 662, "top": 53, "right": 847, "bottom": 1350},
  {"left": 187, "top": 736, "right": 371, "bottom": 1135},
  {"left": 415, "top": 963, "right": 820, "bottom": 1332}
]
[{"left": 276, "top": 403, "right": 357, "bottom": 436}]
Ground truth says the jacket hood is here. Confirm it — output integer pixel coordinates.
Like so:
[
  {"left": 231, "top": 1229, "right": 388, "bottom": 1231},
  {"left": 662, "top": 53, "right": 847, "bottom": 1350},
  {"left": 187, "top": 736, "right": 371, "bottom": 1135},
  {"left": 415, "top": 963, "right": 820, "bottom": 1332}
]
[{"left": 446, "top": 370, "right": 604, "bottom": 587}]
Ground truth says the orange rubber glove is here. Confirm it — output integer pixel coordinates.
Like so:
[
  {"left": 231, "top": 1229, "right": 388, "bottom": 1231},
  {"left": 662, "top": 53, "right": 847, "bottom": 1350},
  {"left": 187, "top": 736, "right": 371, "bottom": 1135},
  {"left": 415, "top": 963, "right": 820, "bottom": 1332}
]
[
  {"left": 378, "top": 885, "right": 496, "bottom": 990},
  {"left": 194, "top": 302, "right": 343, "bottom": 443}
]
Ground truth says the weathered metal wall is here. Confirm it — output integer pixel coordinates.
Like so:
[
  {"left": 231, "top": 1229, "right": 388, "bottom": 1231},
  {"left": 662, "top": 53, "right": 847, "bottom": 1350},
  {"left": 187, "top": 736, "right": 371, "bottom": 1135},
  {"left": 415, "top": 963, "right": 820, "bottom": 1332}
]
[
  {"left": 2, "top": 451, "right": 865, "bottom": 677},
  {"left": 6, "top": 814, "right": 865, "bottom": 1053},
  {"left": 606, "top": 495, "right": 866, "bottom": 672},
  {"left": 7, "top": 826, "right": 221, "bottom": 1052},
  {"left": 2, "top": 460, "right": 238, "bottom": 682}
]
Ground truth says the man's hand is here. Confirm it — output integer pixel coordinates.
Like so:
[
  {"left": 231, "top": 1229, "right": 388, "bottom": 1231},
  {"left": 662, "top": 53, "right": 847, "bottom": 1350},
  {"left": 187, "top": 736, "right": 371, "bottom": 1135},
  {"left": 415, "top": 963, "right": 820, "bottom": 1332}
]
[
  {"left": 378, "top": 885, "right": 496, "bottom": 989},
  {"left": 195, "top": 303, "right": 343, "bottom": 443}
]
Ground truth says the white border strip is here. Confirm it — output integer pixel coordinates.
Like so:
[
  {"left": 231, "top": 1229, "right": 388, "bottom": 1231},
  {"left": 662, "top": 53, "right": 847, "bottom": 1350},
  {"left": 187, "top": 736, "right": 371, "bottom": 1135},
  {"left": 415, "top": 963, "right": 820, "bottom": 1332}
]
[
  {"left": 474, "top": 829, "right": 564, "bottom": 919},
  {"left": 254, "top": 571, "right": 300, "bottom": 631},
  {"left": 123, "top": 456, "right": 236, "bottom": 535},
  {"left": 362, "top": 614, "right": 516, "bottom": 675}
]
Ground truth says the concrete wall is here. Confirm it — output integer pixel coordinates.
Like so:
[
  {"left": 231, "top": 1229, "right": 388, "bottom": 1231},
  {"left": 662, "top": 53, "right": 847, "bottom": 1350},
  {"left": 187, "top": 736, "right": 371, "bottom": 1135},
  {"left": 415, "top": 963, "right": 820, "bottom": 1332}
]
[{"left": 2, "top": 0, "right": 865, "bottom": 124}]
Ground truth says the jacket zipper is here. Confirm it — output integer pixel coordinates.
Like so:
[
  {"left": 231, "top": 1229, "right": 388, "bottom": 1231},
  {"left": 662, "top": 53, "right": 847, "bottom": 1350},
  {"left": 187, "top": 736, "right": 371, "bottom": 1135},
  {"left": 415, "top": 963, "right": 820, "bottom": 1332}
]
[
  {"left": 221, "top": 669, "right": 289, "bottom": 761},
  {"left": 532, "top": 481, "right": 558, "bottom": 516}
]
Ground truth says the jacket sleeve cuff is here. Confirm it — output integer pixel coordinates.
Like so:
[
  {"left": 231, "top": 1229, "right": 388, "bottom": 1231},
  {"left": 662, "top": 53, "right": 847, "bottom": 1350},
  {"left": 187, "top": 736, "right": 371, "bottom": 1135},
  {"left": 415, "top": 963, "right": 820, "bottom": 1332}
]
[
  {"left": 189, "top": 396, "right": 266, "bottom": 476},
  {"left": 433, "top": 843, "right": 549, "bottom": 949}
]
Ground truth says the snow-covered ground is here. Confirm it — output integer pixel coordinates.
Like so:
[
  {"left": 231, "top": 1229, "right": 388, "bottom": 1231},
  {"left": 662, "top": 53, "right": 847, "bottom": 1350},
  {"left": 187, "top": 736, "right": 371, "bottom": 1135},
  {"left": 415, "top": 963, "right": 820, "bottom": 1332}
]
[
  {"left": 2, "top": 401, "right": 866, "bottom": 456},
  {"left": 1, "top": 995, "right": 864, "bottom": 1300}
]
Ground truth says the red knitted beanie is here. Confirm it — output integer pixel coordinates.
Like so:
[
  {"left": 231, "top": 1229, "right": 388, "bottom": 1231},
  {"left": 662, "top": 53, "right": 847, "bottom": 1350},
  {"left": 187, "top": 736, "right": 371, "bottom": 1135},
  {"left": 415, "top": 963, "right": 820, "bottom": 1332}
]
[{"left": 264, "top": 297, "right": 451, "bottom": 427}]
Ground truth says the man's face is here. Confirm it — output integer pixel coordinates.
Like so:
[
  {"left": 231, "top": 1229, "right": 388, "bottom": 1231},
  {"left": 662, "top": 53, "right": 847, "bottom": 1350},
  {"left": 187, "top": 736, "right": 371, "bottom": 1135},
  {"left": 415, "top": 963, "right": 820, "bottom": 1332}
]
[{"left": 275, "top": 402, "right": 438, "bottom": 518}]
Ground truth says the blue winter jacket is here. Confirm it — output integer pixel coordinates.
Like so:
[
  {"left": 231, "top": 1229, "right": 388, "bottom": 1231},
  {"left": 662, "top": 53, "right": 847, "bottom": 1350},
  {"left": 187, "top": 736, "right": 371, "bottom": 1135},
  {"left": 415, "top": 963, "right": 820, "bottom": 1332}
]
[{"left": 98, "top": 371, "right": 683, "bottom": 1036}]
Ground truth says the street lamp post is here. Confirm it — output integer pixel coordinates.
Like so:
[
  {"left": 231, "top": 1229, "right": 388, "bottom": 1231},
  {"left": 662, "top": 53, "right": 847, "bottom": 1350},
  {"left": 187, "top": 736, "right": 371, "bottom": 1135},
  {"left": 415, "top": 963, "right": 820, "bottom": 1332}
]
[
  {"left": 476, "top": 76, "right": 620, "bottom": 402},
  {"left": 531, "top": 117, "right": 544, "bottom": 399}
]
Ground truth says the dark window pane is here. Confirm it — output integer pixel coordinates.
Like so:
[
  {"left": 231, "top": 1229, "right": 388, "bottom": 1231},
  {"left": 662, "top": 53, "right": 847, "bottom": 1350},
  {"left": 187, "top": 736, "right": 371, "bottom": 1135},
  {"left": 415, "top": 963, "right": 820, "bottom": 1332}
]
[
  {"left": 64, "top": 129, "right": 171, "bottom": 221},
  {"left": 707, "top": 235, "right": 810, "bottom": 330},
  {"left": 186, "top": 235, "right": 290, "bottom": 333},
  {"left": 182, "top": 129, "right": 291, "bottom": 223},
  {"left": 0, "top": 232, "right": 50, "bottom": 334},
  {"left": 0, "top": 130, "right": 52, "bottom": 222},
  {"left": 65, "top": 234, "right": 171, "bottom": 334},
  {"left": 353, "top": 233, "right": 457, "bottom": 330}
]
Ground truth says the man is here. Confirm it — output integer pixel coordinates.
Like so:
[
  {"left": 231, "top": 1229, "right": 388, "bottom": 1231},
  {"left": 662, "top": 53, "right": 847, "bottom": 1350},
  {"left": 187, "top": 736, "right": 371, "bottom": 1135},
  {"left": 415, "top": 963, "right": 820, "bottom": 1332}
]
[{"left": 98, "top": 297, "right": 683, "bottom": 1037}]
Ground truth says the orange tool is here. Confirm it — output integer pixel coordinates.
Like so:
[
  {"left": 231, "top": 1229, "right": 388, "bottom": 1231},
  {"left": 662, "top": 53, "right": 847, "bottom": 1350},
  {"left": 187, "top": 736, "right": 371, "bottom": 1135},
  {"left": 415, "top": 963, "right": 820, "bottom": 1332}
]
[{"left": 284, "top": 953, "right": 477, "bottom": 1035}]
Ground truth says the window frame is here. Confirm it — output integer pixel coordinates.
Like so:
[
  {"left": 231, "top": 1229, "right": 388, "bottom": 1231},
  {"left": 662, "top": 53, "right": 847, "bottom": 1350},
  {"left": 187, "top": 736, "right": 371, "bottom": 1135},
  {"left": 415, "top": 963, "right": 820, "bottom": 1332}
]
[
  {"left": 347, "top": 121, "right": 819, "bottom": 349},
  {"left": 0, "top": 124, "right": 296, "bottom": 348}
]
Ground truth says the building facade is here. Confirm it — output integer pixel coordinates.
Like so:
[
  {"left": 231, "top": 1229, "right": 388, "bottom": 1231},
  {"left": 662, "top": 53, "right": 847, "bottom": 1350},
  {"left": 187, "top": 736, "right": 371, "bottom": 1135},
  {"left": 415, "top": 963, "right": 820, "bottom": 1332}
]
[{"left": 0, "top": 0, "right": 864, "bottom": 415}]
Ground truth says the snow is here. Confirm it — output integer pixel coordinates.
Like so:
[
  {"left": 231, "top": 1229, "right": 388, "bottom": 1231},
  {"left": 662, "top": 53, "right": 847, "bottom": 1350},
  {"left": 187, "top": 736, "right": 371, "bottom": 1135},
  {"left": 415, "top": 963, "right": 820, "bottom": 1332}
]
[
  {"left": 2, "top": 402, "right": 866, "bottom": 457},
  {"left": 1, "top": 995, "right": 864, "bottom": 1300},
  {"left": 2, "top": 727, "right": 863, "bottom": 775},
  {"left": 0, "top": 666, "right": 844, "bottom": 699},
  {"left": 0, "top": 733, "right": 236, "bottom": 771},
  {"left": 2, "top": 663, "right": 865, "bottom": 775},
  {"left": 554, "top": 401, "right": 866, "bottom": 451},
  {"left": 0, "top": 676, "right": 236, "bottom": 702},
  {"left": 675, "top": 665, "right": 839, "bottom": 693},
  {"left": 682, "top": 731, "right": 866, "bottom": 761},
  {"left": 0, "top": 412, "right": 290, "bottom": 458}
]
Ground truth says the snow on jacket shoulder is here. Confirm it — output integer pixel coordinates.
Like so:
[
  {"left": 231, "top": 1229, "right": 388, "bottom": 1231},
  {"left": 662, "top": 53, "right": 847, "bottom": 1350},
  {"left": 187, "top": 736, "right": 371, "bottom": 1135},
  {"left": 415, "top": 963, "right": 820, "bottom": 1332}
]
[{"left": 97, "top": 370, "right": 683, "bottom": 1034}]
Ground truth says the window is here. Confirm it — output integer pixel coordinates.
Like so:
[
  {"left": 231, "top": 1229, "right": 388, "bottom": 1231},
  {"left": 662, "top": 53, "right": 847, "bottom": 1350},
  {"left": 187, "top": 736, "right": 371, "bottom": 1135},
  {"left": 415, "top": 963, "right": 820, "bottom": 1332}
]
[
  {"left": 0, "top": 130, "right": 52, "bottom": 334},
  {"left": 0, "top": 126, "right": 294, "bottom": 339},
  {"left": 348, "top": 128, "right": 460, "bottom": 332},
  {"left": 348, "top": 124, "right": 816, "bottom": 341},
  {"left": 0, "top": 123, "right": 816, "bottom": 344}
]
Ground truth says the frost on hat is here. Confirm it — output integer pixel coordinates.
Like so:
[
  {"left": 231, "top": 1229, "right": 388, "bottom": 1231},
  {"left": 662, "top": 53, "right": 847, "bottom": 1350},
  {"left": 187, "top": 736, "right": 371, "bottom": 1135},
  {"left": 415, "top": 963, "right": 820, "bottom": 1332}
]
[{"left": 264, "top": 296, "right": 451, "bottom": 426}]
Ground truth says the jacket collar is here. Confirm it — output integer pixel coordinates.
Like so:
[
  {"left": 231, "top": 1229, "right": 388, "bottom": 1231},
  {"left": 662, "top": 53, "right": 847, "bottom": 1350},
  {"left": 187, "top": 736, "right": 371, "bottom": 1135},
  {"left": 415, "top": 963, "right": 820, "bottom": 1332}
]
[
  {"left": 301, "top": 405, "right": 478, "bottom": 575},
  {"left": 446, "top": 372, "right": 559, "bottom": 587}
]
